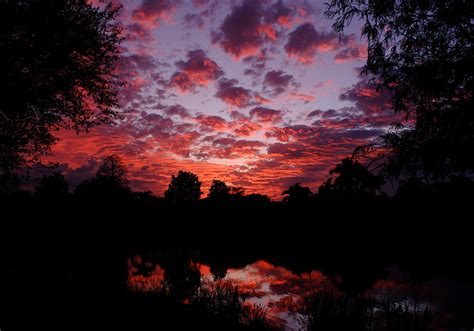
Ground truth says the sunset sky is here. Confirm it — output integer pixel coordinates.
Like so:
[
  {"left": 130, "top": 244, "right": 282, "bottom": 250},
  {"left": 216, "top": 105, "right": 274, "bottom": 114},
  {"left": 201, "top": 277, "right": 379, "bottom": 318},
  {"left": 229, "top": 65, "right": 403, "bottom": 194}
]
[{"left": 44, "top": 0, "right": 396, "bottom": 199}]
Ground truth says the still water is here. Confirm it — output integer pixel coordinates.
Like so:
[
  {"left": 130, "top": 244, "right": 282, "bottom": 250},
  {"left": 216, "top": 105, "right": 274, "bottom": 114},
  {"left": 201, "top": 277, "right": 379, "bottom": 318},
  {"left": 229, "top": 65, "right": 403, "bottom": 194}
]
[{"left": 127, "top": 252, "right": 474, "bottom": 330}]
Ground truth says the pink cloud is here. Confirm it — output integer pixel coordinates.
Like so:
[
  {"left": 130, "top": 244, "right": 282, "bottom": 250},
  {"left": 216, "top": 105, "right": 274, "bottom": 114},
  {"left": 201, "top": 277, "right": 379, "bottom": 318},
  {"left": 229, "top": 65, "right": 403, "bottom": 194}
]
[
  {"left": 215, "top": 78, "right": 252, "bottom": 108},
  {"left": 169, "top": 49, "right": 223, "bottom": 93},
  {"left": 285, "top": 23, "right": 340, "bottom": 64},
  {"left": 263, "top": 70, "right": 294, "bottom": 96},
  {"left": 132, "top": 0, "right": 178, "bottom": 27},
  {"left": 289, "top": 92, "right": 315, "bottom": 103},
  {"left": 212, "top": 0, "right": 279, "bottom": 59},
  {"left": 250, "top": 107, "right": 283, "bottom": 124}
]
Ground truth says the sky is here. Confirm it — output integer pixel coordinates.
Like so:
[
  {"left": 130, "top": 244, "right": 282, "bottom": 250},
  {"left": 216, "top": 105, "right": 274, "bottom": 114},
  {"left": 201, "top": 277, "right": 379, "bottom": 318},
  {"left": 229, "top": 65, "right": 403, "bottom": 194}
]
[{"left": 43, "top": 0, "right": 397, "bottom": 199}]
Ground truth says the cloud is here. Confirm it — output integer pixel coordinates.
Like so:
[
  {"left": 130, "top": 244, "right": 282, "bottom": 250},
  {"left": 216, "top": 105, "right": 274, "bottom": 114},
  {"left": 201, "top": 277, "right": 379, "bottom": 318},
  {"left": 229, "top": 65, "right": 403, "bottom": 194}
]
[
  {"left": 263, "top": 70, "right": 294, "bottom": 96},
  {"left": 284, "top": 23, "right": 340, "bottom": 64},
  {"left": 169, "top": 49, "right": 223, "bottom": 93},
  {"left": 132, "top": 0, "right": 179, "bottom": 27},
  {"left": 194, "top": 114, "right": 229, "bottom": 131},
  {"left": 159, "top": 104, "right": 191, "bottom": 118},
  {"left": 215, "top": 78, "right": 252, "bottom": 108},
  {"left": 285, "top": 23, "right": 365, "bottom": 64},
  {"left": 125, "top": 23, "right": 153, "bottom": 42},
  {"left": 264, "top": 0, "right": 293, "bottom": 28},
  {"left": 255, "top": 94, "right": 272, "bottom": 104},
  {"left": 115, "top": 54, "right": 157, "bottom": 107},
  {"left": 339, "top": 78, "right": 392, "bottom": 116},
  {"left": 192, "top": 0, "right": 208, "bottom": 8},
  {"left": 234, "top": 123, "right": 262, "bottom": 137},
  {"left": 196, "top": 138, "right": 266, "bottom": 159},
  {"left": 289, "top": 92, "right": 315, "bottom": 103},
  {"left": 250, "top": 107, "right": 283, "bottom": 123},
  {"left": 183, "top": 8, "right": 209, "bottom": 29},
  {"left": 334, "top": 35, "right": 368, "bottom": 63},
  {"left": 212, "top": 0, "right": 276, "bottom": 59}
]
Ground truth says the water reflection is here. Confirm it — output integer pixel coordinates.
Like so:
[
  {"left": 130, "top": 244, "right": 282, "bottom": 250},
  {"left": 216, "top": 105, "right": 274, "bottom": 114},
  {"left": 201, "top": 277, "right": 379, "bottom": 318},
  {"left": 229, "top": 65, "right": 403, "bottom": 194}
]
[{"left": 127, "top": 254, "right": 473, "bottom": 330}]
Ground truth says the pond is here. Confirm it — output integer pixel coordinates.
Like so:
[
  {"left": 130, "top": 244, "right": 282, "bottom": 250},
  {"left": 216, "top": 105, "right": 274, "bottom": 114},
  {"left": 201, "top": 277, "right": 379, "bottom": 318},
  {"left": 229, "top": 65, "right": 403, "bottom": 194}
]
[{"left": 127, "top": 250, "right": 474, "bottom": 330}]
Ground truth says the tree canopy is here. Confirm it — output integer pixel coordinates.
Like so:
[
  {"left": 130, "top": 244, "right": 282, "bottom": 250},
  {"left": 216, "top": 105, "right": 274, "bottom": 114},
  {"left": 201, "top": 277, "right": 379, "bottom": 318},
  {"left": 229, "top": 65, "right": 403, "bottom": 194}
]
[
  {"left": 97, "top": 154, "right": 129, "bottom": 187},
  {"left": 74, "top": 154, "right": 131, "bottom": 202},
  {"left": 282, "top": 183, "right": 313, "bottom": 204},
  {"left": 164, "top": 171, "right": 203, "bottom": 204},
  {"left": 208, "top": 180, "right": 230, "bottom": 199},
  {"left": 35, "top": 172, "right": 69, "bottom": 200},
  {"left": 0, "top": 0, "right": 123, "bottom": 175},
  {"left": 326, "top": 0, "right": 474, "bottom": 180}
]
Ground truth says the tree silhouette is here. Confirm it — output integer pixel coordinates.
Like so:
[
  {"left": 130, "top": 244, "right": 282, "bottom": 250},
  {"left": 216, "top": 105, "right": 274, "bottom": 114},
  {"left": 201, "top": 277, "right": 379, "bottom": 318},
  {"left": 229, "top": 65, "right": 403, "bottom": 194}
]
[
  {"left": 282, "top": 183, "right": 313, "bottom": 204},
  {"left": 208, "top": 180, "right": 230, "bottom": 199},
  {"left": 35, "top": 172, "right": 69, "bottom": 201},
  {"left": 244, "top": 193, "right": 271, "bottom": 206},
  {"left": 326, "top": 0, "right": 474, "bottom": 180},
  {"left": 0, "top": 0, "right": 123, "bottom": 176},
  {"left": 317, "top": 158, "right": 384, "bottom": 202},
  {"left": 230, "top": 186, "right": 245, "bottom": 196},
  {"left": 74, "top": 155, "right": 130, "bottom": 202},
  {"left": 164, "top": 171, "right": 202, "bottom": 204},
  {"left": 96, "top": 154, "right": 128, "bottom": 187},
  {"left": 329, "top": 158, "right": 383, "bottom": 195}
]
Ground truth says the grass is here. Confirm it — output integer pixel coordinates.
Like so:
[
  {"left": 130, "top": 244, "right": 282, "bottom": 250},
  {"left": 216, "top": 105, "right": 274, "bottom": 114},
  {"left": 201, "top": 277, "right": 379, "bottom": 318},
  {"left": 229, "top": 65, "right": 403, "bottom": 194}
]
[{"left": 299, "top": 287, "right": 433, "bottom": 331}]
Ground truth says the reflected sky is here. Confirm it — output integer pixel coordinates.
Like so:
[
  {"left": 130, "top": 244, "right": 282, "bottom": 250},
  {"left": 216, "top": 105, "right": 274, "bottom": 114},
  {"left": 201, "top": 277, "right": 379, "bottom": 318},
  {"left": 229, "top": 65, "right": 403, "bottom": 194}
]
[{"left": 127, "top": 256, "right": 474, "bottom": 330}]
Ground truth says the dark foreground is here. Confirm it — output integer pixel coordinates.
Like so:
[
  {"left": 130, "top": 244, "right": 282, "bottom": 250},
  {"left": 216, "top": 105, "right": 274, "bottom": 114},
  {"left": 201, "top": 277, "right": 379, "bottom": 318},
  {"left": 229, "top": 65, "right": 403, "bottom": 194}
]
[{"left": 1, "top": 195, "right": 473, "bottom": 331}]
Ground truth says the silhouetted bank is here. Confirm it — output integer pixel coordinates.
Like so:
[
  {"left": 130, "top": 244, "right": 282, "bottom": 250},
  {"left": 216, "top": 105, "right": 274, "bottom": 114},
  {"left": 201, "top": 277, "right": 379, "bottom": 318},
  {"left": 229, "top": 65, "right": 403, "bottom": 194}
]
[{"left": 1, "top": 164, "right": 473, "bottom": 330}]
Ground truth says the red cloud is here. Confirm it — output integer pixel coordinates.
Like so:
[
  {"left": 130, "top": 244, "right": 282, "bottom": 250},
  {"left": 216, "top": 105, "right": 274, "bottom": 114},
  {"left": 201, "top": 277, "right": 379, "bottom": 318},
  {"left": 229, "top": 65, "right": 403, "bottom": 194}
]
[
  {"left": 285, "top": 23, "right": 365, "bottom": 65},
  {"left": 170, "top": 49, "right": 223, "bottom": 93},
  {"left": 132, "top": 0, "right": 178, "bottom": 27},
  {"left": 169, "top": 72, "right": 194, "bottom": 93},
  {"left": 234, "top": 123, "right": 262, "bottom": 137},
  {"left": 194, "top": 114, "right": 228, "bottom": 131},
  {"left": 215, "top": 78, "right": 252, "bottom": 108},
  {"left": 250, "top": 107, "right": 283, "bottom": 124},
  {"left": 339, "top": 78, "right": 392, "bottom": 115},
  {"left": 212, "top": 0, "right": 277, "bottom": 59},
  {"left": 264, "top": 0, "right": 293, "bottom": 28},
  {"left": 198, "top": 138, "right": 266, "bottom": 159},
  {"left": 285, "top": 23, "right": 340, "bottom": 64}
]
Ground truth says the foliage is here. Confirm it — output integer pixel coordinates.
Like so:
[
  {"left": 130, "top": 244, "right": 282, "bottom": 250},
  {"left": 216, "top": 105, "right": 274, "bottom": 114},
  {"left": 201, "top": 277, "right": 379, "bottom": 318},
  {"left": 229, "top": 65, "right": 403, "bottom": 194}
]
[
  {"left": 282, "top": 183, "right": 313, "bottom": 204},
  {"left": 325, "top": 0, "right": 474, "bottom": 180},
  {"left": 209, "top": 180, "right": 231, "bottom": 199},
  {"left": 0, "top": 0, "right": 123, "bottom": 175},
  {"left": 74, "top": 154, "right": 131, "bottom": 201},
  {"left": 97, "top": 154, "right": 129, "bottom": 187},
  {"left": 35, "top": 172, "right": 69, "bottom": 200},
  {"left": 299, "top": 288, "right": 433, "bottom": 331},
  {"left": 328, "top": 158, "right": 384, "bottom": 194},
  {"left": 193, "top": 282, "right": 268, "bottom": 329},
  {"left": 164, "top": 171, "right": 203, "bottom": 204}
]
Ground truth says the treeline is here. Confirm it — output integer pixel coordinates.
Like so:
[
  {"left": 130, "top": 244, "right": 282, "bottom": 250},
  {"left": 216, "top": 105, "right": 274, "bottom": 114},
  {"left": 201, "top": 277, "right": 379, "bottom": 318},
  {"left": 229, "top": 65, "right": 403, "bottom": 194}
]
[{"left": 2, "top": 154, "right": 474, "bottom": 212}]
